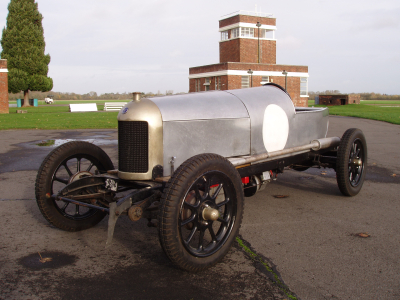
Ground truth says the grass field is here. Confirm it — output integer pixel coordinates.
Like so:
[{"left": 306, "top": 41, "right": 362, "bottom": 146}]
[
  {"left": 308, "top": 100, "right": 400, "bottom": 125},
  {"left": 1, "top": 99, "right": 399, "bottom": 130},
  {"left": 1, "top": 105, "right": 118, "bottom": 130},
  {"left": 1, "top": 100, "right": 131, "bottom": 130},
  {"left": 8, "top": 99, "right": 129, "bottom": 105},
  {"left": 309, "top": 104, "right": 400, "bottom": 125},
  {"left": 328, "top": 105, "right": 400, "bottom": 125},
  {"left": 360, "top": 100, "right": 400, "bottom": 105}
]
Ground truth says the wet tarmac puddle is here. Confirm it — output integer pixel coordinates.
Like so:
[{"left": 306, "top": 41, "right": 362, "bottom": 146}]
[
  {"left": 34, "top": 137, "right": 117, "bottom": 148},
  {"left": 19, "top": 251, "right": 77, "bottom": 270}
]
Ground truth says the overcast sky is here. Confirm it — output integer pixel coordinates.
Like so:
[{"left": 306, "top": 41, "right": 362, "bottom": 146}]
[{"left": 1, "top": 0, "right": 399, "bottom": 95}]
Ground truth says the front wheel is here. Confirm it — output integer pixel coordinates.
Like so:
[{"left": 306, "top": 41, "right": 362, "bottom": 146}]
[
  {"left": 158, "top": 154, "right": 244, "bottom": 272},
  {"left": 35, "top": 141, "right": 114, "bottom": 231},
  {"left": 336, "top": 128, "right": 367, "bottom": 196}
]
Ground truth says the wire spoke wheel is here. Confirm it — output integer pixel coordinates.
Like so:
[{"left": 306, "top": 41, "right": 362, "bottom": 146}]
[
  {"left": 158, "top": 154, "right": 244, "bottom": 272},
  {"left": 51, "top": 154, "right": 103, "bottom": 221},
  {"left": 337, "top": 128, "right": 367, "bottom": 196},
  {"left": 35, "top": 141, "right": 114, "bottom": 231}
]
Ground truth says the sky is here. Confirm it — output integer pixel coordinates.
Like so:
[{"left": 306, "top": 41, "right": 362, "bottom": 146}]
[{"left": 0, "top": 0, "right": 399, "bottom": 95}]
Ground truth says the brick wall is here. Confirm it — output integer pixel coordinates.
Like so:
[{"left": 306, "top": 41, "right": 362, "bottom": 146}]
[
  {"left": 260, "top": 39, "right": 276, "bottom": 64},
  {"left": 220, "top": 39, "right": 241, "bottom": 63},
  {"left": 285, "top": 77, "right": 308, "bottom": 107},
  {"left": 190, "top": 62, "right": 308, "bottom": 74},
  {"left": 220, "top": 31, "right": 276, "bottom": 64},
  {"left": 348, "top": 94, "right": 360, "bottom": 104},
  {"left": 235, "top": 75, "right": 306, "bottom": 107},
  {"left": 189, "top": 76, "right": 229, "bottom": 93},
  {"left": 319, "top": 95, "right": 348, "bottom": 106},
  {"left": 319, "top": 95, "right": 360, "bottom": 106},
  {"left": 189, "top": 62, "right": 309, "bottom": 106},
  {"left": 189, "top": 74, "right": 307, "bottom": 106},
  {"left": 189, "top": 63, "right": 228, "bottom": 75},
  {"left": 219, "top": 15, "right": 241, "bottom": 28},
  {"left": 189, "top": 78, "right": 196, "bottom": 93},
  {"left": 227, "top": 75, "right": 242, "bottom": 90},
  {"left": 219, "top": 13, "right": 277, "bottom": 64},
  {"left": 189, "top": 10, "right": 309, "bottom": 108},
  {"left": 0, "top": 60, "right": 8, "bottom": 114},
  {"left": 225, "top": 63, "right": 307, "bottom": 72},
  {"left": 219, "top": 14, "right": 276, "bottom": 28}
]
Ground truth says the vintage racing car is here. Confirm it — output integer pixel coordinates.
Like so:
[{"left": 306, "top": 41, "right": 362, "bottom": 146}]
[{"left": 35, "top": 84, "right": 367, "bottom": 272}]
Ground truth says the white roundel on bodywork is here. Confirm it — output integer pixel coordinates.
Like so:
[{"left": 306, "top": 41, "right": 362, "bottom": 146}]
[{"left": 262, "top": 104, "right": 289, "bottom": 152}]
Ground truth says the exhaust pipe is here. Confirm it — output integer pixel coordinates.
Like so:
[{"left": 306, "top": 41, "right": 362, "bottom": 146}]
[{"left": 230, "top": 137, "right": 340, "bottom": 167}]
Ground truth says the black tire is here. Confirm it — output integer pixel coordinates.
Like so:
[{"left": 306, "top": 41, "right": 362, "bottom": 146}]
[
  {"left": 35, "top": 141, "right": 114, "bottom": 231},
  {"left": 336, "top": 128, "right": 367, "bottom": 196},
  {"left": 158, "top": 153, "right": 244, "bottom": 272}
]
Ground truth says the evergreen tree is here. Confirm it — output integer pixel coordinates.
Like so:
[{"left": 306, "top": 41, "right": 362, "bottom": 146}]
[{"left": 1, "top": 0, "right": 52, "bottom": 106}]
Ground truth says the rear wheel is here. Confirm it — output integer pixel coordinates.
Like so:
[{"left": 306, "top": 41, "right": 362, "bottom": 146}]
[
  {"left": 35, "top": 141, "right": 114, "bottom": 231},
  {"left": 158, "top": 154, "right": 244, "bottom": 272},
  {"left": 336, "top": 128, "right": 367, "bottom": 196}
]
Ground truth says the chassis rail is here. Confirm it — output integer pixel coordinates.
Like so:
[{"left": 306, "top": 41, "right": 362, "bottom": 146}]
[
  {"left": 52, "top": 178, "right": 163, "bottom": 247},
  {"left": 50, "top": 137, "right": 341, "bottom": 248}
]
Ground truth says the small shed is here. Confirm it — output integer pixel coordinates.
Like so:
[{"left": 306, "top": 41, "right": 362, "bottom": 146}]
[{"left": 319, "top": 94, "right": 360, "bottom": 106}]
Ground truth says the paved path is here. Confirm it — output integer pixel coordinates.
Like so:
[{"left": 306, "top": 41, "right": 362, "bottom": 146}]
[
  {"left": 0, "top": 116, "right": 399, "bottom": 299},
  {"left": 242, "top": 116, "right": 400, "bottom": 299},
  {"left": 0, "top": 130, "right": 285, "bottom": 300}
]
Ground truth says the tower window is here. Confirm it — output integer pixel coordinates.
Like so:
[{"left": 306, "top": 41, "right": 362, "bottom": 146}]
[
  {"left": 231, "top": 28, "right": 240, "bottom": 38},
  {"left": 204, "top": 77, "right": 210, "bottom": 91},
  {"left": 261, "top": 76, "right": 269, "bottom": 85},
  {"left": 300, "top": 77, "right": 308, "bottom": 96},
  {"left": 215, "top": 76, "right": 221, "bottom": 90},
  {"left": 241, "top": 76, "right": 249, "bottom": 88},
  {"left": 221, "top": 31, "right": 229, "bottom": 41},
  {"left": 260, "top": 29, "right": 274, "bottom": 39},
  {"left": 195, "top": 79, "right": 201, "bottom": 92},
  {"left": 241, "top": 27, "right": 254, "bottom": 37}
]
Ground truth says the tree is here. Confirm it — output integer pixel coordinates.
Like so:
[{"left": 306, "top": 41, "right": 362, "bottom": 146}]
[
  {"left": 89, "top": 91, "right": 97, "bottom": 98},
  {"left": 1, "top": 0, "right": 53, "bottom": 107}
]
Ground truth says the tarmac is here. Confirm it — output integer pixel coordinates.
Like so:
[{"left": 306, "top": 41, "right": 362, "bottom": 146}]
[{"left": 0, "top": 116, "right": 399, "bottom": 299}]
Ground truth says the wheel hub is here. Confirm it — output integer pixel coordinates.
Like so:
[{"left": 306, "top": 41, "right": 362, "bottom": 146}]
[
  {"left": 202, "top": 205, "right": 219, "bottom": 221},
  {"left": 351, "top": 158, "right": 362, "bottom": 166}
]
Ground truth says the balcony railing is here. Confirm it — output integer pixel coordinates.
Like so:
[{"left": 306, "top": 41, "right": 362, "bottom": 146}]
[{"left": 220, "top": 10, "right": 274, "bottom": 20}]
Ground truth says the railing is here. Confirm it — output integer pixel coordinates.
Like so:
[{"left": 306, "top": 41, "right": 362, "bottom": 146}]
[{"left": 220, "top": 10, "right": 274, "bottom": 20}]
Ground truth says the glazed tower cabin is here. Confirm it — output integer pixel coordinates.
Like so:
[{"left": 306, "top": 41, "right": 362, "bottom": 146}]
[{"left": 189, "top": 11, "right": 309, "bottom": 107}]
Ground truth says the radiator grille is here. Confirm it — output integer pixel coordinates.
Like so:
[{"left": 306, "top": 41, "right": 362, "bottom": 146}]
[{"left": 118, "top": 121, "right": 149, "bottom": 173}]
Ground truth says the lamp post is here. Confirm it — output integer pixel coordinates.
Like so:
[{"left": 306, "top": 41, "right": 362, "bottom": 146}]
[
  {"left": 247, "top": 69, "right": 253, "bottom": 87},
  {"left": 282, "top": 70, "right": 288, "bottom": 90},
  {"left": 256, "top": 22, "right": 261, "bottom": 63}
]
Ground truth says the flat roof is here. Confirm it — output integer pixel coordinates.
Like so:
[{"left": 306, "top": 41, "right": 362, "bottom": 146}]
[{"left": 220, "top": 10, "right": 274, "bottom": 21}]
